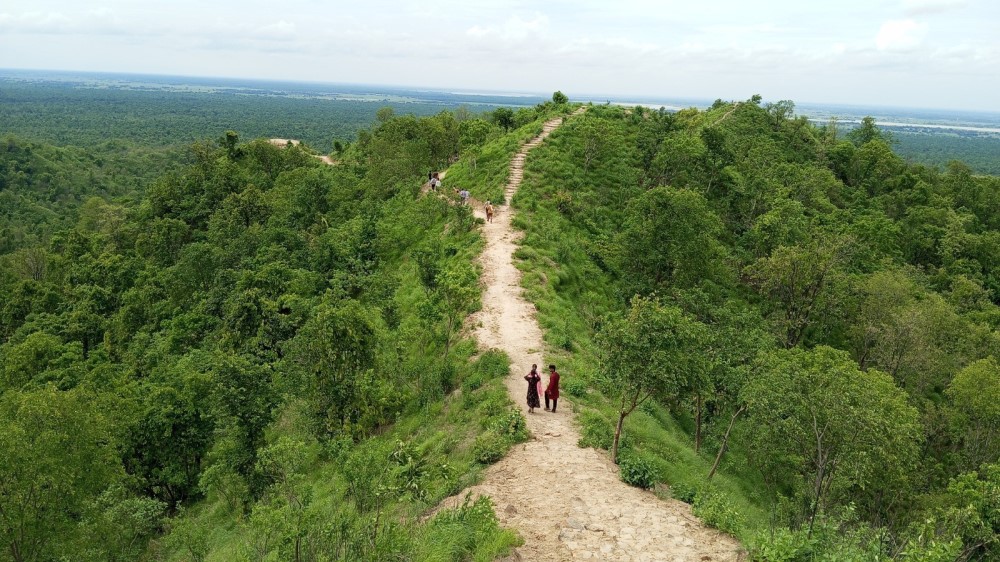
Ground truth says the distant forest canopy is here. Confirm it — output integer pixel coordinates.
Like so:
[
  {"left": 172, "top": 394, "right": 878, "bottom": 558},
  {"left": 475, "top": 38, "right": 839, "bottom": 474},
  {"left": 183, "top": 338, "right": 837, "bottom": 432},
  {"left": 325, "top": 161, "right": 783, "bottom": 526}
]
[
  {"left": 0, "top": 70, "right": 546, "bottom": 153},
  {"left": 893, "top": 131, "right": 1000, "bottom": 176},
  {"left": 2, "top": 71, "right": 999, "bottom": 175}
]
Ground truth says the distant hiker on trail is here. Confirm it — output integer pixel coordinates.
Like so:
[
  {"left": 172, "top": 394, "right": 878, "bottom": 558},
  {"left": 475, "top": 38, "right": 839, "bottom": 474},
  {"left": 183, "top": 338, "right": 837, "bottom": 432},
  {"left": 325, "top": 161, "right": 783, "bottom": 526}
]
[
  {"left": 485, "top": 200, "right": 494, "bottom": 223},
  {"left": 430, "top": 172, "right": 441, "bottom": 192},
  {"left": 456, "top": 188, "right": 470, "bottom": 205},
  {"left": 525, "top": 364, "right": 541, "bottom": 413},
  {"left": 544, "top": 364, "right": 560, "bottom": 412}
]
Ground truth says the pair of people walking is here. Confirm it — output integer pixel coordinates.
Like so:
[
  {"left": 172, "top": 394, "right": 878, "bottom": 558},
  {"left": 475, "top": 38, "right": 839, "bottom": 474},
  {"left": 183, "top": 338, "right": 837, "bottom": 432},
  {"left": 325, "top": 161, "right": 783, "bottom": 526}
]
[{"left": 524, "top": 364, "right": 559, "bottom": 414}]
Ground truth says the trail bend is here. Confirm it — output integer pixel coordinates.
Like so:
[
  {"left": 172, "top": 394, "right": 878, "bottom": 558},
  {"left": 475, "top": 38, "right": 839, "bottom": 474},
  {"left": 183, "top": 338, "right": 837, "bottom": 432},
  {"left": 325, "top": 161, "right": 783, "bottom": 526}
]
[{"left": 437, "top": 108, "right": 743, "bottom": 562}]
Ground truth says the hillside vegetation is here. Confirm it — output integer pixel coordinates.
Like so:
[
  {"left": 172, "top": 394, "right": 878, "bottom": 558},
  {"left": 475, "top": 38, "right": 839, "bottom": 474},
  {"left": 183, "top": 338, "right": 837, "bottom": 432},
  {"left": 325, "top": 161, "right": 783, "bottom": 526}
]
[
  {"left": 0, "top": 100, "right": 573, "bottom": 561},
  {"left": 507, "top": 100, "right": 1000, "bottom": 560},
  {"left": 1, "top": 89, "right": 998, "bottom": 562}
]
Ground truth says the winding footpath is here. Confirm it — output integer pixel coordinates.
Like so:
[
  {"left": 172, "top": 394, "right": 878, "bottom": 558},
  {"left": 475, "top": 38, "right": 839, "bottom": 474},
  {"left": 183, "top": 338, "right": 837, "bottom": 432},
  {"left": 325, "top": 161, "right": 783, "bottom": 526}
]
[{"left": 437, "top": 109, "right": 743, "bottom": 561}]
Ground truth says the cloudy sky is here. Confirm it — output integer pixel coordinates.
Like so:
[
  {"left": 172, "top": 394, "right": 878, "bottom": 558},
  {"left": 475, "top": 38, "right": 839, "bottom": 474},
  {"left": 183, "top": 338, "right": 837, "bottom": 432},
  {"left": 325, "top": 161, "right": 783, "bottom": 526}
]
[{"left": 1, "top": 0, "right": 997, "bottom": 111}]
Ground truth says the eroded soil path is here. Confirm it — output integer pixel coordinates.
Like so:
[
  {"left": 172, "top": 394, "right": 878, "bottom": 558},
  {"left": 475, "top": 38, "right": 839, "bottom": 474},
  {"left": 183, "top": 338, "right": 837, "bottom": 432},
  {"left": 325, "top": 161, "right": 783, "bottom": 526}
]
[
  {"left": 436, "top": 109, "right": 743, "bottom": 561},
  {"left": 268, "top": 138, "right": 336, "bottom": 165}
]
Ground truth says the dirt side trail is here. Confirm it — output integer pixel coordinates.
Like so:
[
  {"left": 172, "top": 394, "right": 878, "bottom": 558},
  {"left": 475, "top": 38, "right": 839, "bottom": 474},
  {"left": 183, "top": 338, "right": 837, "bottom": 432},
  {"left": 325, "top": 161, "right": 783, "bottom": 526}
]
[
  {"left": 436, "top": 108, "right": 743, "bottom": 561},
  {"left": 268, "top": 138, "right": 336, "bottom": 165}
]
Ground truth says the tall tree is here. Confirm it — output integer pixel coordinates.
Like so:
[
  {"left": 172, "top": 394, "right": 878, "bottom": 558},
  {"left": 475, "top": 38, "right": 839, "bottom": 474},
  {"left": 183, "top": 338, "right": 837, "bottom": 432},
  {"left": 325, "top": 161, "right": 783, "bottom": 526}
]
[
  {"left": 597, "top": 296, "right": 709, "bottom": 463},
  {"left": 743, "top": 346, "right": 920, "bottom": 531},
  {"left": 0, "top": 387, "right": 119, "bottom": 562}
]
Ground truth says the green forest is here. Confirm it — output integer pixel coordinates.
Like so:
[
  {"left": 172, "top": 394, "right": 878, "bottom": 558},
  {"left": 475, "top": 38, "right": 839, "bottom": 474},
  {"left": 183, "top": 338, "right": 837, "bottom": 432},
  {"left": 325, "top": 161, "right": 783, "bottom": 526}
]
[{"left": 1, "top": 88, "right": 999, "bottom": 562}]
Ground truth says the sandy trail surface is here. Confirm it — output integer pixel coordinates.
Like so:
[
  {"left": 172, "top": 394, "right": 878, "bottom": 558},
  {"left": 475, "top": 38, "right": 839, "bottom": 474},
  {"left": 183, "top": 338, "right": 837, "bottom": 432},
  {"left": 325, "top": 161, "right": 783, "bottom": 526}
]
[
  {"left": 435, "top": 109, "right": 743, "bottom": 561},
  {"left": 268, "top": 138, "right": 336, "bottom": 165}
]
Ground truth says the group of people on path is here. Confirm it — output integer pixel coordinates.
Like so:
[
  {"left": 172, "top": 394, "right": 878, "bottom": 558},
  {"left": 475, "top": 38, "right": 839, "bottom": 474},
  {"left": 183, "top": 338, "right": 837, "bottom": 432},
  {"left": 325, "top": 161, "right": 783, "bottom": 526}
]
[
  {"left": 426, "top": 171, "right": 496, "bottom": 221},
  {"left": 524, "top": 364, "right": 559, "bottom": 414}
]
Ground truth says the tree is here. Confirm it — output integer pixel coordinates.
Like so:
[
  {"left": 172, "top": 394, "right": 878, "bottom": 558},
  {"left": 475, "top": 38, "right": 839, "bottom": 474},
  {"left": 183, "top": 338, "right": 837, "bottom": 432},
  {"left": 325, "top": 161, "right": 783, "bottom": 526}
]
[
  {"left": 552, "top": 91, "right": 569, "bottom": 105},
  {"left": 436, "top": 261, "right": 479, "bottom": 357},
  {"left": 746, "top": 237, "right": 849, "bottom": 348},
  {"left": 597, "top": 296, "right": 709, "bottom": 463},
  {"left": 742, "top": 346, "right": 920, "bottom": 531},
  {"left": 0, "top": 387, "right": 120, "bottom": 562},
  {"left": 948, "top": 358, "right": 1000, "bottom": 470},
  {"left": 847, "top": 116, "right": 895, "bottom": 146},
  {"left": 612, "top": 187, "right": 730, "bottom": 295},
  {"left": 211, "top": 353, "right": 277, "bottom": 499},
  {"left": 122, "top": 372, "right": 215, "bottom": 507},
  {"left": 492, "top": 107, "right": 515, "bottom": 130},
  {"left": 289, "top": 300, "right": 381, "bottom": 438}
]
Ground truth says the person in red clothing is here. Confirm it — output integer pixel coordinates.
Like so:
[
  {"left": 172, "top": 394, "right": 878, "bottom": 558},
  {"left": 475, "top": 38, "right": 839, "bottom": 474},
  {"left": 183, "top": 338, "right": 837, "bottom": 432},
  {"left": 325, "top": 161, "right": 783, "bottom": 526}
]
[{"left": 544, "top": 364, "right": 560, "bottom": 412}]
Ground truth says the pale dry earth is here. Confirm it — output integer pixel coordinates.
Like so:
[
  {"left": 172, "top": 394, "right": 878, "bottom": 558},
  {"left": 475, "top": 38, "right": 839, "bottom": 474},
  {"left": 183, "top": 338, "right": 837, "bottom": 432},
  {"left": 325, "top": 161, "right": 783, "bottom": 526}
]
[
  {"left": 436, "top": 109, "right": 744, "bottom": 561},
  {"left": 268, "top": 138, "right": 335, "bottom": 165}
]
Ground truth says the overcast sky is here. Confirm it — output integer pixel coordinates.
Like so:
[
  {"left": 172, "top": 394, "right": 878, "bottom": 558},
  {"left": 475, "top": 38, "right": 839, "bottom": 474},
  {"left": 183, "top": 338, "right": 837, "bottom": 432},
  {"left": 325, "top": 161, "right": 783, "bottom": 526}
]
[{"left": 1, "top": 0, "right": 997, "bottom": 111}]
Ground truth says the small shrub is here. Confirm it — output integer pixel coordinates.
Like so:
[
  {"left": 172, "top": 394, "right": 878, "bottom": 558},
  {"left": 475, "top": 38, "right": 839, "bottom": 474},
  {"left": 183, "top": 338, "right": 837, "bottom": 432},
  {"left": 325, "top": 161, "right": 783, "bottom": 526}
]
[
  {"left": 419, "top": 495, "right": 521, "bottom": 561},
  {"left": 670, "top": 480, "right": 698, "bottom": 504},
  {"left": 749, "top": 526, "right": 813, "bottom": 562},
  {"left": 577, "top": 410, "right": 615, "bottom": 450},
  {"left": 693, "top": 488, "right": 743, "bottom": 535},
  {"left": 488, "top": 408, "right": 528, "bottom": 442},
  {"left": 462, "top": 372, "right": 486, "bottom": 393},
  {"left": 562, "top": 377, "right": 587, "bottom": 398},
  {"left": 618, "top": 452, "right": 657, "bottom": 489},
  {"left": 473, "top": 350, "right": 510, "bottom": 379},
  {"left": 472, "top": 430, "right": 510, "bottom": 464},
  {"left": 478, "top": 390, "right": 511, "bottom": 419}
]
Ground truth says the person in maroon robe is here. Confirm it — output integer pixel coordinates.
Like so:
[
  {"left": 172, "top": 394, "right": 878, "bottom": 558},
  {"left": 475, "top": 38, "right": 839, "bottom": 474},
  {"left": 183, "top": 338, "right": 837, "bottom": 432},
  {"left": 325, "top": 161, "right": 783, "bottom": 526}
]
[
  {"left": 544, "top": 364, "right": 560, "bottom": 412},
  {"left": 524, "top": 364, "right": 541, "bottom": 413}
]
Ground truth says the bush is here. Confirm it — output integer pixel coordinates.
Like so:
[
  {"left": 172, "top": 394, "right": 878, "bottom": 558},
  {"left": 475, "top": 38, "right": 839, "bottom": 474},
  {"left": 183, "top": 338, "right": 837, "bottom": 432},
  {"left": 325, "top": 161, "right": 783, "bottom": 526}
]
[
  {"left": 477, "top": 389, "right": 511, "bottom": 419},
  {"left": 577, "top": 410, "right": 614, "bottom": 450},
  {"left": 472, "top": 430, "right": 510, "bottom": 464},
  {"left": 749, "top": 527, "right": 813, "bottom": 562},
  {"left": 487, "top": 408, "right": 528, "bottom": 441},
  {"left": 462, "top": 372, "right": 486, "bottom": 393},
  {"left": 670, "top": 480, "right": 699, "bottom": 504},
  {"left": 618, "top": 452, "right": 657, "bottom": 489},
  {"left": 692, "top": 488, "right": 743, "bottom": 535},
  {"left": 418, "top": 495, "right": 521, "bottom": 561},
  {"left": 473, "top": 350, "right": 511, "bottom": 379},
  {"left": 562, "top": 377, "right": 587, "bottom": 398}
]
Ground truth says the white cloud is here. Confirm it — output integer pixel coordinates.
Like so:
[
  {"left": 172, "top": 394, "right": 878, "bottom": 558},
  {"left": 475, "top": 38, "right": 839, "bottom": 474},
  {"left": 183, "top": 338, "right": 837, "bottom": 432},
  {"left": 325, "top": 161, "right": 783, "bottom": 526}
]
[
  {"left": 901, "top": 0, "right": 967, "bottom": 17},
  {"left": 465, "top": 13, "right": 549, "bottom": 43},
  {"left": 875, "top": 19, "right": 928, "bottom": 50},
  {"left": 0, "top": 11, "right": 74, "bottom": 33}
]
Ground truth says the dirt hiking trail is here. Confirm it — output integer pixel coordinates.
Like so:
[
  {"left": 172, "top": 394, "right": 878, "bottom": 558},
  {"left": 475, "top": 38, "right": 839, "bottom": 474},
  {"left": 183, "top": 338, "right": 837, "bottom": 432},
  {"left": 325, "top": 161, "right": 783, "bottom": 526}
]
[
  {"left": 436, "top": 109, "right": 743, "bottom": 561},
  {"left": 268, "top": 138, "right": 336, "bottom": 165}
]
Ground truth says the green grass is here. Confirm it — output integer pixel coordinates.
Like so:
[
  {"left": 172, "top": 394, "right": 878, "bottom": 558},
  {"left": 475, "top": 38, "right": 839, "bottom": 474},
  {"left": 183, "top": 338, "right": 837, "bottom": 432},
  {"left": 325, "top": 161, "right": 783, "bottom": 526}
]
[{"left": 442, "top": 106, "right": 579, "bottom": 206}]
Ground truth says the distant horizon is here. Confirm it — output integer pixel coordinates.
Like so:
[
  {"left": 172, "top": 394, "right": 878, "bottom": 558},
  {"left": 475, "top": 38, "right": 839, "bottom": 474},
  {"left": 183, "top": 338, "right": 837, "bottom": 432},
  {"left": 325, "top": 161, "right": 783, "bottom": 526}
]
[
  {"left": 4, "top": 66, "right": 999, "bottom": 119},
  {"left": 2, "top": 1, "right": 997, "bottom": 113}
]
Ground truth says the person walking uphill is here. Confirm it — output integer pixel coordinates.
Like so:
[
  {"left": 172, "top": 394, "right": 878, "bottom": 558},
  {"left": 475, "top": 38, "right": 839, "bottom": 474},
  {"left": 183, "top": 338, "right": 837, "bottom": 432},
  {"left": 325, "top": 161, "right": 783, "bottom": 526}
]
[
  {"left": 544, "top": 364, "right": 560, "bottom": 412},
  {"left": 525, "top": 364, "right": 541, "bottom": 413}
]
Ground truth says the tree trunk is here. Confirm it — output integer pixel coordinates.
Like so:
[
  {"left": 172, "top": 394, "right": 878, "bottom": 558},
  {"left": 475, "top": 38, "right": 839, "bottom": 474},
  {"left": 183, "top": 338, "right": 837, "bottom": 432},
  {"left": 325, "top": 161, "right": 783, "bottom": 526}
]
[
  {"left": 612, "top": 410, "right": 627, "bottom": 464},
  {"left": 10, "top": 541, "right": 23, "bottom": 562},
  {"left": 695, "top": 394, "right": 703, "bottom": 453},
  {"left": 708, "top": 405, "right": 745, "bottom": 480}
]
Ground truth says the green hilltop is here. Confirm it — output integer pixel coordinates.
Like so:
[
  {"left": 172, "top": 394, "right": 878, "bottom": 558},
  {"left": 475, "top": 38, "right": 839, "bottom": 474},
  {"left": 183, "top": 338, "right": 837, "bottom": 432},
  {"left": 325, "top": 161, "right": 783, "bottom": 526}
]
[{"left": 1, "top": 91, "right": 998, "bottom": 561}]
